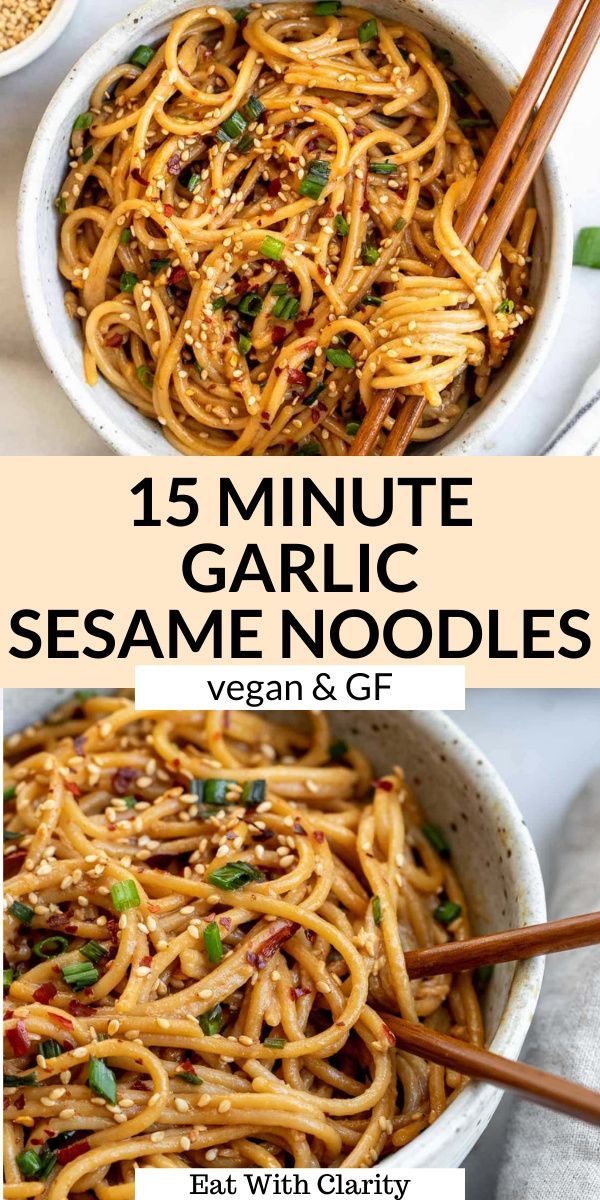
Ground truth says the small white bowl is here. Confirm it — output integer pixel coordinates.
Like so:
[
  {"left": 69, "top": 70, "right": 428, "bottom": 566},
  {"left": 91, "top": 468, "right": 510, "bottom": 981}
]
[
  {"left": 18, "top": 0, "right": 572, "bottom": 456},
  {"left": 2, "top": 694, "right": 545, "bottom": 1167},
  {"left": 0, "top": 0, "right": 78, "bottom": 79}
]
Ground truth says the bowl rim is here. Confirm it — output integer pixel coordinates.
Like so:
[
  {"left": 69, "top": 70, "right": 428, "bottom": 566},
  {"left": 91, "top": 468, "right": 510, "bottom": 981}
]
[
  {"left": 1, "top": 693, "right": 546, "bottom": 1166},
  {"left": 0, "top": 0, "right": 79, "bottom": 80},
  {"left": 17, "top": 0, "right": 572, "bottom": 455}
]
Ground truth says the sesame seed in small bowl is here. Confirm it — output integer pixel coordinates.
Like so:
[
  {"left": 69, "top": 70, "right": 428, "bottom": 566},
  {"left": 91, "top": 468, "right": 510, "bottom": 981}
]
[{"left": 0, "top": 0, "right": 79, "bottom": 79}]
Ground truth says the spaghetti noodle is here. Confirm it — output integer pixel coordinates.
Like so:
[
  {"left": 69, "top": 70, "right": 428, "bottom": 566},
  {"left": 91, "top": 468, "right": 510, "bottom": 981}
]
[
  {"left": 57, "top": 4, "right": 536, "bottom": 455},
  {"left": 4, "top": 699, "right": 484, "bottom": 1193}
]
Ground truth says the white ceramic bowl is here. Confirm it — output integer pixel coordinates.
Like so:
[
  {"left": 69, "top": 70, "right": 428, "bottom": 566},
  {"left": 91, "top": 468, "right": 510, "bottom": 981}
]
[
  {"left": 18, "top": 0, "right": 572, "bottom": 456},
  {"left": 0, "top": 0, "right": 78, "bottom": 79},
  {"left": 2, "top": 693, "right": 546, "bottom": 1167}
]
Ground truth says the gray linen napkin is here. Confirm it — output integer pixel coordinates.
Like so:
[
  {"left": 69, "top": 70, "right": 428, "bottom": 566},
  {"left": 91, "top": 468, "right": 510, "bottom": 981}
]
[{"left": 495, "top": 770, "right": 600, "bottom": 1196}]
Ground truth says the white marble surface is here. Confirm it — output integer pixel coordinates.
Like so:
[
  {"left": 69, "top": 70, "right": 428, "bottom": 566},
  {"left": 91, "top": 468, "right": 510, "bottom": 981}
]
[{"left": 1, "top": 0, "right": 599, "bottom": 454}]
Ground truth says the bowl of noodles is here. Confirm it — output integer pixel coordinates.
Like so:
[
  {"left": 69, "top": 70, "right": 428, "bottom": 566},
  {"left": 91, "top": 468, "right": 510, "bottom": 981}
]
[
  {"left": 18, "top": 0, "right": 570, "bottom": 456},
  {"left": 3, "top": 695, "right": 546, "bottom": 1183}
]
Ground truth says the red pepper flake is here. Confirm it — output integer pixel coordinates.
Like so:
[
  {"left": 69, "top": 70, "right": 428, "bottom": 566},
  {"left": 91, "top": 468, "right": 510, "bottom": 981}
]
[
  {"left": 73, "top": 736, "right": 86, "bottom": 755},
  {"left": 178, "top": 1061, "right": 197, "bottom": 1076},
  {"left": 219, "top": 916, "right": 232, "bottom": 931},
  {"left": 169, "top": 265, "right": 187, "bottom": 285},
  {"left": 33, "top": 983, "right": 57, "bottom": 1005},
  {"left": 246, "top": 921, "right": 299, "bottom": 970},
  {"left": 131, "top": 167, "right": 149, "bottom": 187},
  {"left": 267, "top": 177, "right": 281, "bottom": 196},
  {"left": 304, "top": 929, "right": 316, "bottom": 944},
  {"left": 382, "top": 1023, "right": 396, "bottom": 1046},
  {"left": 104, "top": 332, "right": 124, "bottom": 349},
  {"left": 310, "top": 408, "right": 321, "bottom": 425},
  {"left": 163, "top": 203, "right": 174, "bottom": 217},
  {"left": 57, "top": 1140, "right": 91, "bottom": 1165},
  {"left": 14, "top": 1093, "right": 25, "bottom": 1111},
  {"left": 313, "top": 830, "right": 325, "bottom": 843},
  {"left": 294, "top": 317, "right": 314, "bottom": 335},
  {"left": 288, "top": 367, "right": 309, "bottom": 392},
  {"left": 290, "top": 985, "right": 310, "bottom": 1001},
  {"left": 140, "top": 956, "right": 152, "bottom": 968},
  {"left": 167, "top": 152, "right": 183, "bottom": 176},
  {"left": 376, "top": 779, "right": 393, "bottom": 791},
  {"left": 50, "top": 1013, "right": 73, "bottom": 1030},
  {"left": 64, "top": 781, "right": 82, "bottom": 797},
  {"left": 271, "top": 325, "right": 287, "bottom": 346},
  {"left": 4, "top": 850, "right": 26, "bottom": 879},
  {"left": 7, "top": 1021, "right": 30, "bottom": 1056},
  {"left": 68, "top": 999, "right": 96, "bottom": 1017},
  {"left": 112, "top": 767, "right": 138, "bottom": 796}
]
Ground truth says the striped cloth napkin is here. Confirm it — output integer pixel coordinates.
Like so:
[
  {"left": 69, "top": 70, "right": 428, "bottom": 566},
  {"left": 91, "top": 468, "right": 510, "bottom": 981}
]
[
  {"left": 494, "top": 770, "right": 600, "bottom": 1196},
  {"left": 542, "top": 363, "right": 600, "bottom": 455}
]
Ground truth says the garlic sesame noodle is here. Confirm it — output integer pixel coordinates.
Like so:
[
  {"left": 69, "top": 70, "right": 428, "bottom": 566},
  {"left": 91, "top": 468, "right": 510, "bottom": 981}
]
[
  {"left": 3, "top": 698, "right": 484, "bottom": 1191},
  {"left": 57, "top": 4, "right": 536, "bottom": 455}
]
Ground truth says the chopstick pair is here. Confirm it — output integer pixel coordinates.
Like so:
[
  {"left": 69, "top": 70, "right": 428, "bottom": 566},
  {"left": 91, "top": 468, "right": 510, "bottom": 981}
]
[
  {"left": 377, "top": 910, "right": 600, "bottom": 1127},
  {"left": 352, "top": 0, "right": 600, "bottom": 456}
]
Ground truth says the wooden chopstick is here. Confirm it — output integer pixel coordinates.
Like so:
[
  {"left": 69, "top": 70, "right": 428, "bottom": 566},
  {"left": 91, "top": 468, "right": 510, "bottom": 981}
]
[
  {"left": 381, "top": 1015, "right": 600, "bottom": 1126},
  {"left": 403, "top": 911, "right": 600, "bottom": 979},
  {"left": 351, "top": 0, "right": 600, "bottom": 456}
]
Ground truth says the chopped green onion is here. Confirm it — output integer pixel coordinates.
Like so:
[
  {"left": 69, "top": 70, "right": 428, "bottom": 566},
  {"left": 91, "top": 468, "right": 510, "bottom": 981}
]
[
  {"left": 394, "top": 216, "right": 407, "bottom": 232},
  {"left": 120, "top": 227, "right": 132, "bottom": 244},
  {"left": 80, "top": 940, "right": 108, "bottom": 964},
  {"left": 241, "top": 780, "right": 266, "bottom": 806},
  {"left": 329, "top": 739, "right": 348, "bottom": 760},
  {"left": 130, "top": 45, "right": 155, "bottom": 68},
  {"left": 73, "top": 112, "right": 93, "bottom": 132},
  {"left": 9, "top": 900, "right": 34, "bottom": 925},
  {"left": 495, "top": 298, "right": 515, "bottom": 314},
  {"left": 315, "top": 0, "right": 341, "bottom": 13},
  {"left": 4, "top": 783, "right": 16, "bottom": 801},
  {"left": 457, "top": 117, "right": 492, "bottom": 128},
  {"left": 574, "top": 227, "right": 600, "bottom": 268},
  {"left": 33, "top": 936, "right": 69, "bottom": 960},
  {"left": 204, "top": 920, "right": 223, "bottom": 965},
  {"left": 187, "top": 172, "right": 202, "bottom": 192},
  {"left": 299, "top": 159, "right": 331, "bottom": 200},
  {"left": 123, "top": 795, "right": 137, "bottom": 809},
  {"left": 4, "top": 1072, "right": 38, "bottom": 1088},
  {"left": 150, "top": 258, "right": 171, "bottom": 274},
  {"left": 61, "top": 962, "right": 100, "bottom": 991},
  {"left": 369, "top": 161, "right": 397, "bottom": 175},
  {"left": 39, "top": 1039, "right": 63, "bottom": 1059},
  {"left": 81, "top": 146, "right": 93, "bottom": 165},
  {"left": 191, "top": 779, "right": 238, "bottom": 806},
  {"left": 362, "top": 294, "right": 382, "bottom": 307},
  {"left": 199, "top": 1003, "right": 224, "bottom": 1035},
  {"left": 422, "top": 824, "right": 450, "bottom": 858},
  {"left": 475, "top": 963, "right": 494, "bottom": 990},
  {"left": 372, "top": 895, "right": 383, "bottom": 925},
  {"left": 296, "top": 441, "right": 321, "bottom": 455},
  {"left": 264, "top": 1036, "right": 286, "bottom": 1048},
  {"left": 450, "top": 78, "right": 469, "bottom": 100},
  {"left": 76, "top": 689, "right": 96, "bottom": 700},
  {"left": 238, "top": 333, "right": 252, "bottom": 356},
  {"left": 433, "top": 45, "right": 453, "bottom": 66},
  {"left": 346, "top": 420, "right": 361, "bottom": 435},
  {"left": 334, "top": 213, "right": 349, "bottom": 236},
  {"left": 260, "top": 234, "right": 284, "bottom": 261},
  {"left": 207, "top": 861, "right": 265, "bottom": 891},
  {"left": 243, "top": 95, "right": 265, "bottom": 121},
  {"left": 217, "top": 110, "right": 247, "bottom": 143},
  {"left": 238, "top": 292, "right": 263, "bottom": 317},
  {"left": 326, "top": 347, "right": 355, "bottom": 369},
  {"left": 16, "top": 1151, "right": 44, "bottom": 1180},
  {"left": 358, "top": 18, "right": 378, "bottom": 43},
  {"left": 237, "top": 132, "right": 254, "bottom": 154},
  {"left": 271, "top": 283, "right": 288, "bottom": 296},
  {"left": 135, "top": 364, "right": 154, "bottom": 390},
  {"left": 361, "top": 242, "right": 379, "bottom": 265},
  {"left": 234, "top": 7, "right": 249, "bottom": 20},
  {"left": 111, "top": 880, "right": 141, "bottom": 912},
  {"left": 212, "top": 296, "right": 227, "bottom": 310},
  {"left": 36, "top": 1151, "right": 57, "bottom": 1182},
  {"left": 88, "top": 1057, "right": 117, "bottom": 1104},
  {"left": 177, "top": 1071, "right": 204, "bottom": 1084},
  {"left": 3, "top": 829, "right": 22, "bottom": 841},
  {"left": 272, "top": 295, "right": 300, "bottom": 320},
  {"left": 434, "top": 900, "right": 462, "bottom": 926},
  {"left": 57, "top": 195, "right": 67, "bottom": 214},
  {"left": 3, "top": 969, "right": 14, "bottom": 989},
  {"left": 120, "top": 271, "right": 138, "bottom": 293}
]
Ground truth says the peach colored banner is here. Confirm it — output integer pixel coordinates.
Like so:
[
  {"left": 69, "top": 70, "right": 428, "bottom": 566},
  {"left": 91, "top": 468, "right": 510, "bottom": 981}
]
[{"left": 0, "top": 456, "right": 598, "bottom": 688}]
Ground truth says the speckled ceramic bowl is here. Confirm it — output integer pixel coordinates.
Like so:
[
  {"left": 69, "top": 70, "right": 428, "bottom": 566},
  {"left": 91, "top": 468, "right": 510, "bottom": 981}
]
[
  {"left": 2, "top": 694, "right": 546, "bottom": 1166},
  {"left": 18, "top": 0, "right": 571, "bottom": 456}
]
